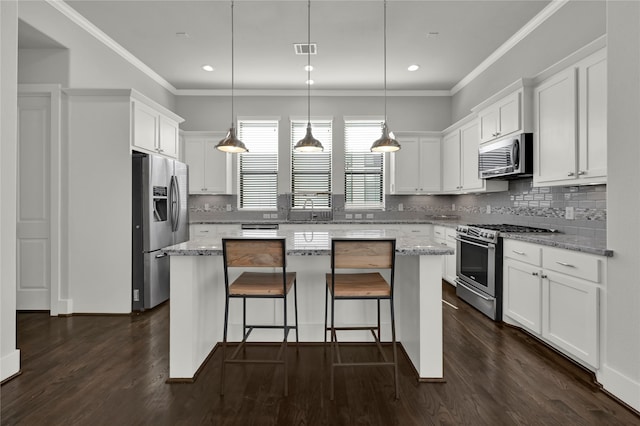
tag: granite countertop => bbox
[163,228,454,257]
[188,219,612,257]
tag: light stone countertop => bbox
[163,227,454,257]
[501,232,612,257]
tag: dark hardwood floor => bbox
[2,282,638,425]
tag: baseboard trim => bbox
[166,343,220,384]
[0,349,21,383]
[598,364,640,413]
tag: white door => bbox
[17,95,51,310]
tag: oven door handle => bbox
[454,237,495,250]
[456,280,494,301]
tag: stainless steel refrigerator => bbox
[132,152,189,311]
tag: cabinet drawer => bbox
[445,228,457,248]
[433,226,446,243]
[542,247,602,283]
[503,240,541,266]
[190,224,216,238]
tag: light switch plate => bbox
[486,205,491,214]
[270,213,278,219]
[398,203,404,212]
[366,213,374,219]
[345,213,353,219]
[263,213,270,219]
[226,204,232,212]
[565,206,575,220]
[355,213,363,219]
[452,203,456,211]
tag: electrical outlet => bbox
[262,213,270,219]
[270,213,278,219]
[345,213,353,219]
[226,204,232,212]
[486,205,491,214]
[204,203,210,211]
[366,213,374,219]
[565,206,575,220]
[398,203,403,212]
[355,213,363,219]
[452,203,456,211]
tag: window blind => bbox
[290,120,332,209]
[238,120,278,210]
[344,120,385,210]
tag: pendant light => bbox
[294,0,324,152]
[371,0,401,153]
[216,0,248,153]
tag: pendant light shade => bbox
[371,123,401,152]
[216,1,247,153]
[371,0,400,153]
[294,0,323,153]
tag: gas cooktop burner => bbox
[467,224,557,233]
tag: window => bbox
[290,119,332,209]
[238,119,278,209]
[344,119,385,209]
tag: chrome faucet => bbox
[303,197,317,219]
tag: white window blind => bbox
[238,120,279,210]
[290,120,332,209]
[344,120,385,210]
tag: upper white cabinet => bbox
[478,91,522,143]
[132,98,182,159]
[472,79,532,145]
[533,49,607,186]
[183,132,232,194]
[441,118,508,194]
[390,134,441,194]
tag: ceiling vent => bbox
[294,43,317,55]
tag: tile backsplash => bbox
[189,178,606,240]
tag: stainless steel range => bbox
[455,224,556,321]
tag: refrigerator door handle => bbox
[169,175,179,232]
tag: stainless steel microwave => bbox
[478,133,533,179]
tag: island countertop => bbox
[163,228,454,256]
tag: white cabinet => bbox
[478,90,522,143]
[433,226,456,284]
[441,119,507,194]
[183,132,232,194]
[533,49,607,186]
[503,239,605,369]
[132,98,182,159]
[390,135,441,194]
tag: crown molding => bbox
[46,0,178,95]
[175,89,450,97]
[450,0,570,95]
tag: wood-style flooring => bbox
[2,283,638,425]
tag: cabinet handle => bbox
[555,261,575,268]
[200,230,210,233]
[532,272,539,276]
[541,274,548,279]
[202,188,207,191]
[578,171,586,176]
[567,172,575,176]
[512,250,526,255]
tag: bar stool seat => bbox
[325,238,399,400]
[220,238,298,397]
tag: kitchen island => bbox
[162,227,453,382]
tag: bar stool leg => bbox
[390,297,399,399]
[330,293,336,400]
[283,293,289,396]
[294,279,299,344]
[220,294,230,396]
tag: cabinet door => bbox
[391,137,420,193]
[479,108,499,143]
[534,67,578,185]
[542,272,599,368]
[184,138,207,194]
[132,101,159,153]
[203,139,231,194]
[503,259,542,334]
[460,121,484,191]
[443,229,457,284]
[498,92,521,138]
[418,137,441,192]
[578,50,607,182]
[441,132,461,192]
[158,116,179,158]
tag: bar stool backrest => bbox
[332,239,395,270]
[223,238,286,268]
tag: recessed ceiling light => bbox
[306,79,314,85]
[304,65,314,72]
[408,64,420,72]
[426,31,439,38]
[202,65,214,72]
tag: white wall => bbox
[18,48,70,86]
[601,0,640,412]
[451,0,606,122]
[1,0,20,382]
[17,0,175,110]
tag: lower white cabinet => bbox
[434,226,456,284]
[503,240,604,369]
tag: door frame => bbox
[18,84,63,316]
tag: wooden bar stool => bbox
[220,237,298,396]
[324,238,399,400]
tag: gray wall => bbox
[451,0,606,122]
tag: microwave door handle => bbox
[512,141,520,170]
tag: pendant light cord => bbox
[231,0,235,128]
[383,0,387,123]
[307,0,311,126]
